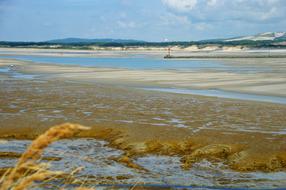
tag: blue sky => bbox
[0,0,286,41]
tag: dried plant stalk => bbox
[13,170,63,190]
[0,123,90,190]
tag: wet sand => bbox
[1,56,286,97]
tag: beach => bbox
[0,48,286,188]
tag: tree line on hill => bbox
[0,39,285,49]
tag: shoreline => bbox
[1,47,286,58]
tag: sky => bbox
[0,0,286,42]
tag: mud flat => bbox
[0,54,286,188]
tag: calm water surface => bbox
[143,87,286,105]
[0,54,269,73]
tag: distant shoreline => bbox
[1,47,286,59]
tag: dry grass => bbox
[0,123,90,190]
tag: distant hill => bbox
[1,32,285,49]
[46,38,145,44]
[224,32,286,42]
[199,32,286,43]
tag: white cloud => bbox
[160,12,191,26]
[162,0,197,12]
[207,0,217,7]
[117,20,137,29]
[162,0,286,22]
[194,22,211,31]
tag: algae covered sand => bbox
[0,78,285,168]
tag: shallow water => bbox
[0,55,270,73]
[0,67,10,73]
[142,87,286,105]
[0,66,36,79]
[1,139,286,189]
